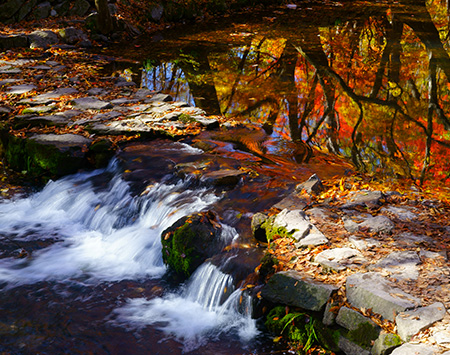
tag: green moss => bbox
[347,322,379,348]
[261,217,293,242]
[383,333,402,347]
[178,113,197,123]
[161,222,201,278]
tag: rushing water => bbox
[0,149,279,354]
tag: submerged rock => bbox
[161,211,225,279]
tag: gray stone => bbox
[343,217,360,233]
[295,174,324,195]
[0,79,20,87]
[17,0,38,21]
[134,88,154,99]
[396,302,446,341]
[359,215,395,234]
[59,27,89,45]
[22,114,70,126]
[71,97,113,110]
[54,1,70,16]
[87,88,108,96]
[0,34,29,50]
[28,30,59,49]
[369,251,421,280]
[323,300,338,326]
[145,93,173,102]
[306,207,339,222]
[273,209,328,246]
[31,65,51,70]
[92,111,123,120]
[346,272,421,321]
[395,232,433,247]
[195,117,219,129]
[21,105,54,114]
[419,250,447,261]
[115,78,136,87]
[68,0,90,16]
[19,88,78,105]
[261,270,338,311]
[342,190,384,209]
[390,343,437,355]
[336,306,379,331]
[251,212,268,242]
[273,192,308,211]
[371,332,402,355]
[32,1,51,19]
[315,248,366,272]
[150,4,164,21]
[434,330,450,345]
[8,84,36,94]
[111,98,139,105]
[381,206,417,221]
[30,133,91,150]
[0,107,12,114]
[338,335,371,355]
[0,68,21,74]
[349,236,380,251]
[0,0,25,20]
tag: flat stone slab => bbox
[396,302,446,341]
[336,306,378,331]
[359,215,395,234]
[371,333,402,355]
[369,251,421,280]
[261,270,338,311]
[381,206,418,221]
[315,247,366,272]
[348,236,380,251]
[30,133,92,152]
[202,169,245,186]
[8,84,36,94]
[346,272,421,321]
[21,105,54,114]
[295,174,324,195]
[273,209,328,246]
[342,190,384,208]
[390,343,438,355]
[19,88,79,105]
[338,336,371,355]
[71,97,113,110]
[273,192,308,211]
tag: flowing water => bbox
[4,0,450,353]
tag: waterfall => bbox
[0,156,258,352]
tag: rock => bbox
[261,270,338,311]
[145,93,173,102]
[395,302,446,341]
[68,0,91,16]
[32,1,51,19]
[271,209,328,246]
[306,207,339,222]
[28,30,59,49]
[161,211,225,278]
[343,217,360,233]
[3,133,92,176]
[323,300,339,326]
[296,174,324,195]
[111,98,139,105]
[54,1,70,16]
[150,4,164,21]
[59,27,88,45]
[71,97,113,110]
[87,88,109,96]
[381,206,417,221]
[195,117,220,130]
[21,105,54,115]
[202,169,244,187]
[0,79,20,87]
[17,0,38,21]
[419,249,447,261]
[338,335,371,355]
[342,190,384,209]
[390,343,438,355]
[0,0,25,21]
[434,330,450,345]
[336,307,380,348]
[349,236,380,251]
[369,251,421,280]
[346,272,421,321]
[0,34,29,50]
[251,212,268,242]
[273,192,308,211]
[0,67,21,75]
[371,332,402,355]
[315,247,366,272]
[359,215,395,234]
[133,88,153,99]
[8,84,36,94]
[19,88,78,105]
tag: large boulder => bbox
[261,270,338,311]
[161,211,224,278]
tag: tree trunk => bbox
[95,0,113,35]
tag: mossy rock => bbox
[161,211,224,279]
[265,306,339,354]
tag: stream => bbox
[2,0,450,353]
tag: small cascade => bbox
[115,261,258,352]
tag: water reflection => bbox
[140,0,450,185]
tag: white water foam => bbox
[115,262,258,352]
[0,161,219,286]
